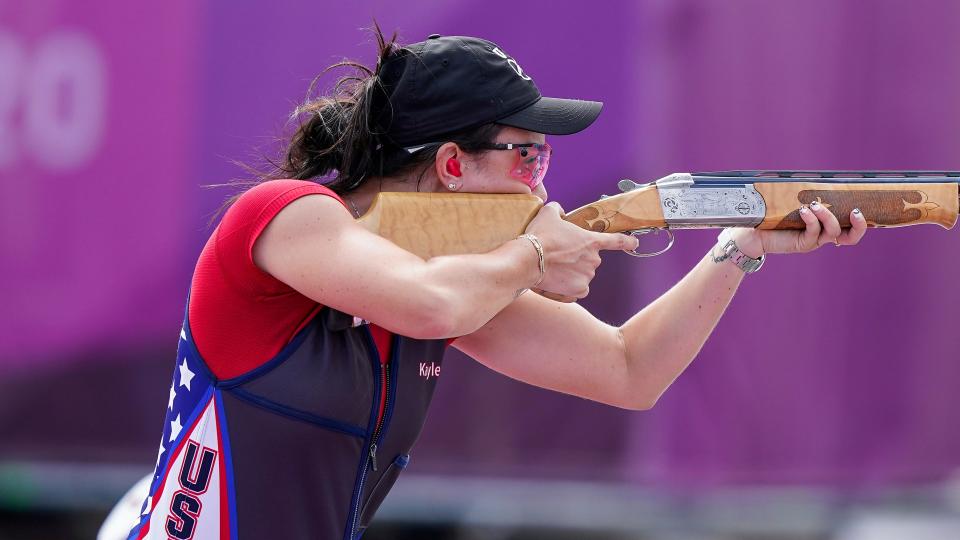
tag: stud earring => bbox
[448,183,458,190]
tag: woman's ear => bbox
[435,142,463,191]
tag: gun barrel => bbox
[692,170,960,183]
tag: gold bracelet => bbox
[517,233,545,286]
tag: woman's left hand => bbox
[728,201,868,258]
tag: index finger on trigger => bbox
[544,201,565,217]
[593,231,639,252]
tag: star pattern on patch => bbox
[178,358,194,391]
[135,330,219,533]
[169,414,182,443]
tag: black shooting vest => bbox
[130,306,447,540]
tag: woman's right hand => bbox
[523,202,639,301]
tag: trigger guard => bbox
[623,229,675,258]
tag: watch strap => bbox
[713,229,765,273]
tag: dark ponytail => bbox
[281,26,394,192]
[212,24,502,218]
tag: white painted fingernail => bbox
[810,201,820,209]
[799,206,809,215]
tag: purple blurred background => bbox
[2,0,960,537]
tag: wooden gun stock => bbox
[356,192,544,259]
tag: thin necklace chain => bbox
[347,196,361,218]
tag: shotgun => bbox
[356,171,960,259]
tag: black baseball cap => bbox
[372,34,603,148]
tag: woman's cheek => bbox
[533,183,548,202]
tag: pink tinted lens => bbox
[509,143,551,189]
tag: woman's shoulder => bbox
[236,178,343,209]
[220,179,345,234]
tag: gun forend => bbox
[565,172,960,232]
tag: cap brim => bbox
[496,96,603,135]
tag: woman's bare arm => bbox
[452,249,745,410]
[453,204,867,409]
[254,194,546,338]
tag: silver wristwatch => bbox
[713,228,765,274]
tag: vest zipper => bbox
[351,451,370,538]
[351,329,391,538]
[369,356,388,472]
